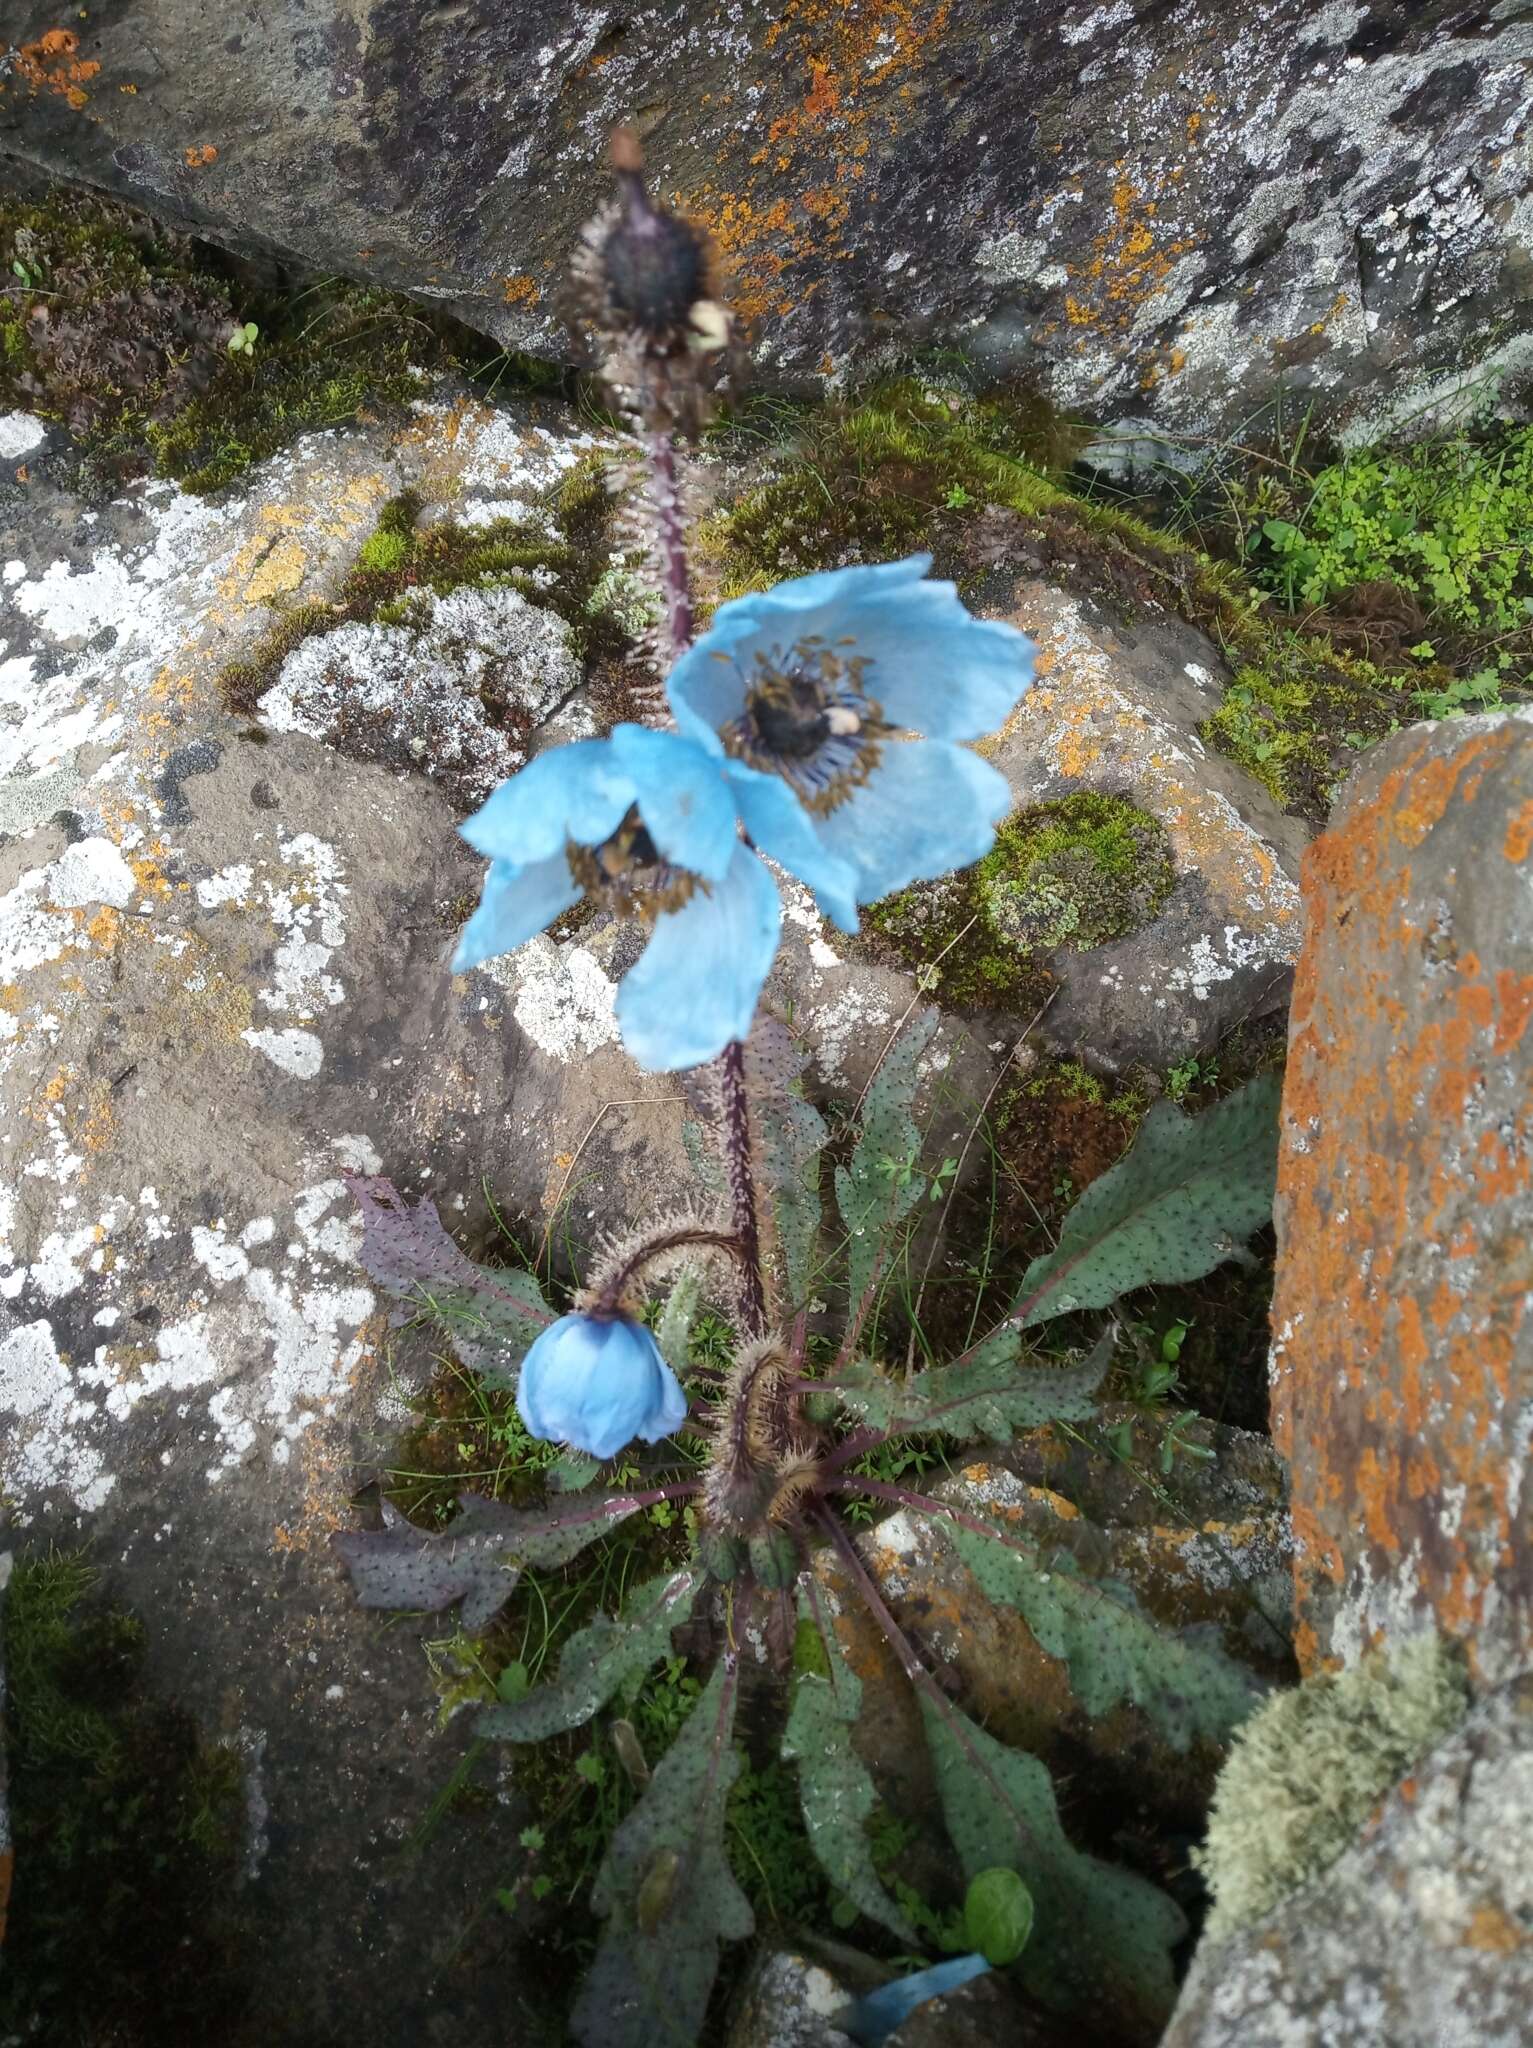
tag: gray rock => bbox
[3,5,1530,444]
[1268,709,1533,1690]
[974,583,1308,1070]
[1162,1669,1533,2048]
[725,1945,857,2048]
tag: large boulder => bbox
[1269,711,1533,1689]
[1161,1669,1533,2048]
[3,4,1531,442]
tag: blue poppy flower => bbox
[841,1953,992,2045]
[665,555,1034,905]
[516,1310,688,1459]
[453,722,857,1072]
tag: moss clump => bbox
[219,454,628,720]
[0,186,481,498]
[867,793,1175,1009]
[1194,1633,1469,1941]
[1199,634,1403,812]
[0,1549,249,2040]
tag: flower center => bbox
[567,805,702,921]
[722,638,884,815]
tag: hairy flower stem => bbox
[589,1225,748,1316]
[641,361,694,666]
[718,1038,769,1339]
[816,1508,932,1691]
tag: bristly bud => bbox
[569,124,740,437]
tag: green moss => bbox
[217,452,630,720]
[1,1549,248,2039]
[867,793,1175,1010]
[1193,1633,1469,1941]
[1199,635,1402,811]
[0,187,526,499]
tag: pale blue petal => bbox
[516,1315,689,1460]
[724,554,933,621]
[665,610,762,750]
[828,582,1034,741]
[843,1955,991,2046]
[814,738,1013,903]
[453,854,581,970]
[616,843,781,1072]
[460,740,634,865]
[725,760,859,933]
[609,724,739,883]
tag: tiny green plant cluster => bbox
[335,1027,1283,2044]
[1252,426,1533,633]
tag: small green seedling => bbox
[228,320,260,357]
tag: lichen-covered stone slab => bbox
[5,4,1530,443]
[1162,1669,1533,2048]
[984,585,1309,1067]
[1270,712,1533,1687]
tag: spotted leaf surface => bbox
[1014,1074,1281,1325]
[782,1593,916,1944]
[478,1567,698,1742]
[921,1697,1184,2034]
[572,1661,753,2048]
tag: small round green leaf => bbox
[964,1866,1034,1966]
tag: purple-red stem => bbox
[718,1038,768,1339]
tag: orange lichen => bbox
[683,0,950,326]
[15,28,101,109]
[183,143,218,167]
[502,272,542,307]
[1272,720,1533,1683]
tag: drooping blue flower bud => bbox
[515,1311,688,1461]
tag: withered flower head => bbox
[571,125,738,428]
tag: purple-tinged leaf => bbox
[479,1567,698,1742]
[572,1661,752,2048]
[334,1491,650,1631]
[344,1173,552,1370]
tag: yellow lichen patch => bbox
[1049,163,1201,351]
[502,273,542,307]
[237,533,309,606]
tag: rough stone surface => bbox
[817,1426,1292,1857]
[4,5,1532,443]
[1270,712,1533,1688]
[725,1945,857,2048]
[982,585,1308,1069]
[1161,1668,1533,2048]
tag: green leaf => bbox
[832,1324,1113,1445]
[758,1088,827,1310]
[782,1595,916,1943]
[1014,1075,1280,1326]
[835,1015,938,1311]
[964,1867,1033,1965]
[547,1449,603,1493]
[947,1516,1264,1750]
[920,1697,1184,2031]
[478,1567,699,1741]
[655,1265,703,1376]
[572,1662,753,2048]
